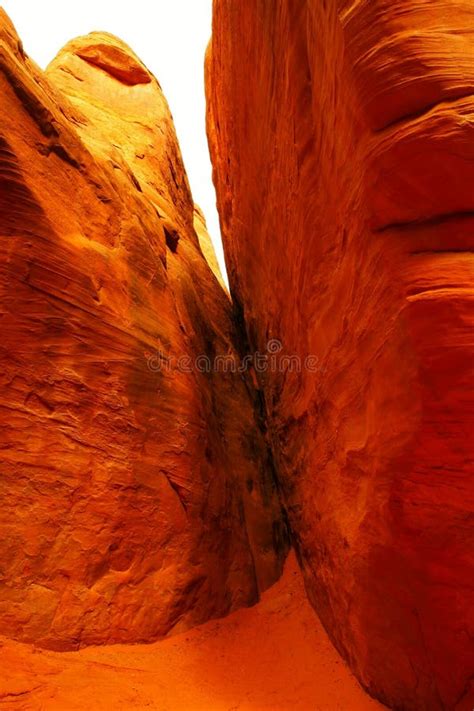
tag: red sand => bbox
[0,553,384,710]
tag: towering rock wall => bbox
[0,11,287,650]
[207,1,474,709]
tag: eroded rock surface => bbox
[207,2,474,709]
[0,11,287,650]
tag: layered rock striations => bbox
[207,1,474,709]
[0,11,287,650]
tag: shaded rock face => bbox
[206,2,474,709]
[0,11,287,650]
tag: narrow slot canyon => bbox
[0,2,473,710]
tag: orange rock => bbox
[0,10,287,650]
[193,204,227,291]
[207,1,474,709]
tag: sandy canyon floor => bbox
[0,553,385,711]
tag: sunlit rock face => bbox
[206,1,474,709]
[0,10,287,650]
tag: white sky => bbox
[1,0,227,283]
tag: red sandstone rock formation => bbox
[207,2,474,709]
[193,204,227,291]
[0,10,287,650]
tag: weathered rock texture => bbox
[0,10,287,650]
[207,1,474,709]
